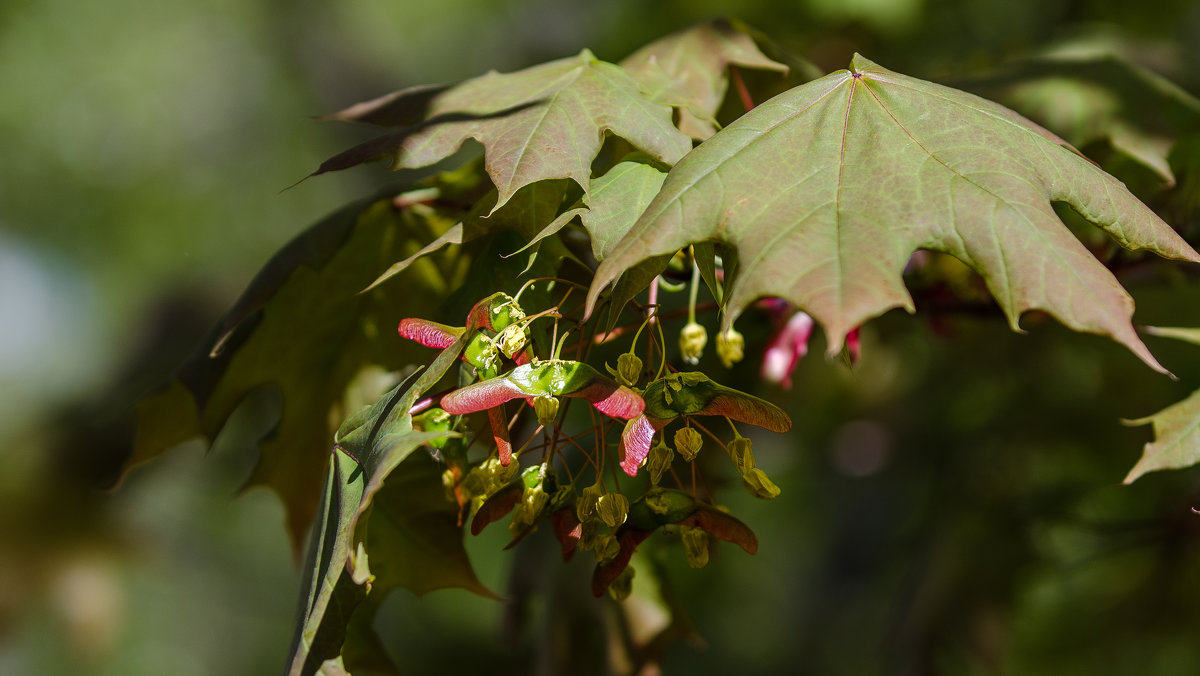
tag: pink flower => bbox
[761,311,814,389]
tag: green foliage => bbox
[123,17,1200,676]
[588,54,1200,371]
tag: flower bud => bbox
[679,322,707,365]
[496,323,528,359]
[674,427,703,461]
[597,492,630,528]
[727,436,755,476]
[742,467,781,499]
[533,395,559,427]
[591,532,620,564]
[646,439,674,485]
[616,352,643,387]
[715,328,745,368]
[521,484,549,520]
[576,482,604,523]
[681,526,709,568]
[608,566,635,601]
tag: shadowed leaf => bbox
[130,196,461,547]
[1124,387,1200,483]
[963,50,1200,185]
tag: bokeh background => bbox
[4,0,1200,674]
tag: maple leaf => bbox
[130,195,461,548]
[1124,387,1200,483]
[314,50,692,212]
[287,370,492,676]
[587,54,1200,373]
[963,50,1200,185]
[1122,326,1200,482]
[620,18,789,139]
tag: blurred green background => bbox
[4,0,1200,674]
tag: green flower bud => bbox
[743,467,781,499]
[681,526,709,568]
[597,492,630,528]
[496,323,528,359]
[533,395,559,427]
[679,322,708,365]
[646,439,675,485]
[674,427,703,461]
[577,519,600,551]
[608,566,635,601]
[591,532,620,564]
[617,352,643,387]
[715,328,745,368]
[728,436,755,476]
[482,456,518,490]
[521,484,549,519]
[577,482,604,523]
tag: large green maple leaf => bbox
[315,50,691,212]
[587,54,1200,373]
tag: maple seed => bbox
[679,322,707,364]
[674,427,703,461]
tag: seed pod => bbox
[533,395,559,427]
[681,526,710,568]
[597,492,630,528]
[715,328,745,368]
[743,467,781,499]
[674,427,703,461]
[727,436,755,476]
[577,482,604,523]
[646,439,674,485]
[616,352,643,387]
[679,322,707,365]
[591,532,620,564]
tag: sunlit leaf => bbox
[589,54,1200,373]
[316,51,691,212]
